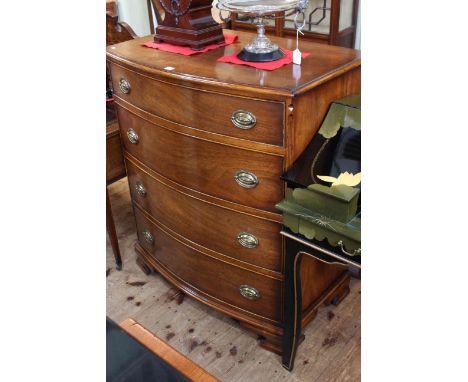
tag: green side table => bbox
[277,95,362,371]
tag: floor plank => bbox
[106,178,361,381]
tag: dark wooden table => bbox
[107,318,219,381]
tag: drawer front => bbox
[126,159,282,272]
[117,106,284,212]
[134,207,282,321]
[109,63,284,146]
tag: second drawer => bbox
[117,105,284,212]
[126,158,283,272]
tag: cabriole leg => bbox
[282,239,303,371]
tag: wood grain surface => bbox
[106,30,360,98]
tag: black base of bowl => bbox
[237,48,285,62]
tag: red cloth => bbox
[217,48,310,71]
[142,34,238,56]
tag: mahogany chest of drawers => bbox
[106,30,360,353]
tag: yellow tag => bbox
[317,172,361,187]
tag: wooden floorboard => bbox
[106,178,361,382]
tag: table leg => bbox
[282,239,303,371]
[106,188,122,270]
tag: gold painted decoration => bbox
[318,96,361,139]
[277,195,361,253]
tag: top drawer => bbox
[108,62,284,146]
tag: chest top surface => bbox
[106,30,360,97]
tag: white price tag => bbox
[293,49,302,65]
[293,21,304,66]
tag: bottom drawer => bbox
[134,206,282,322]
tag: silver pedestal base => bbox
[236,17,286,62]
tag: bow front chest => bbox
[106,30,360,353]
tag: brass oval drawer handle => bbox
[119,78,131,94]
[127,128,139,144]
[135,182,147,197]
[231,110,256,130]
[234,170,258,189]
[237,232,259,249]
[239,285,260,300]
[142,230,154,245]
